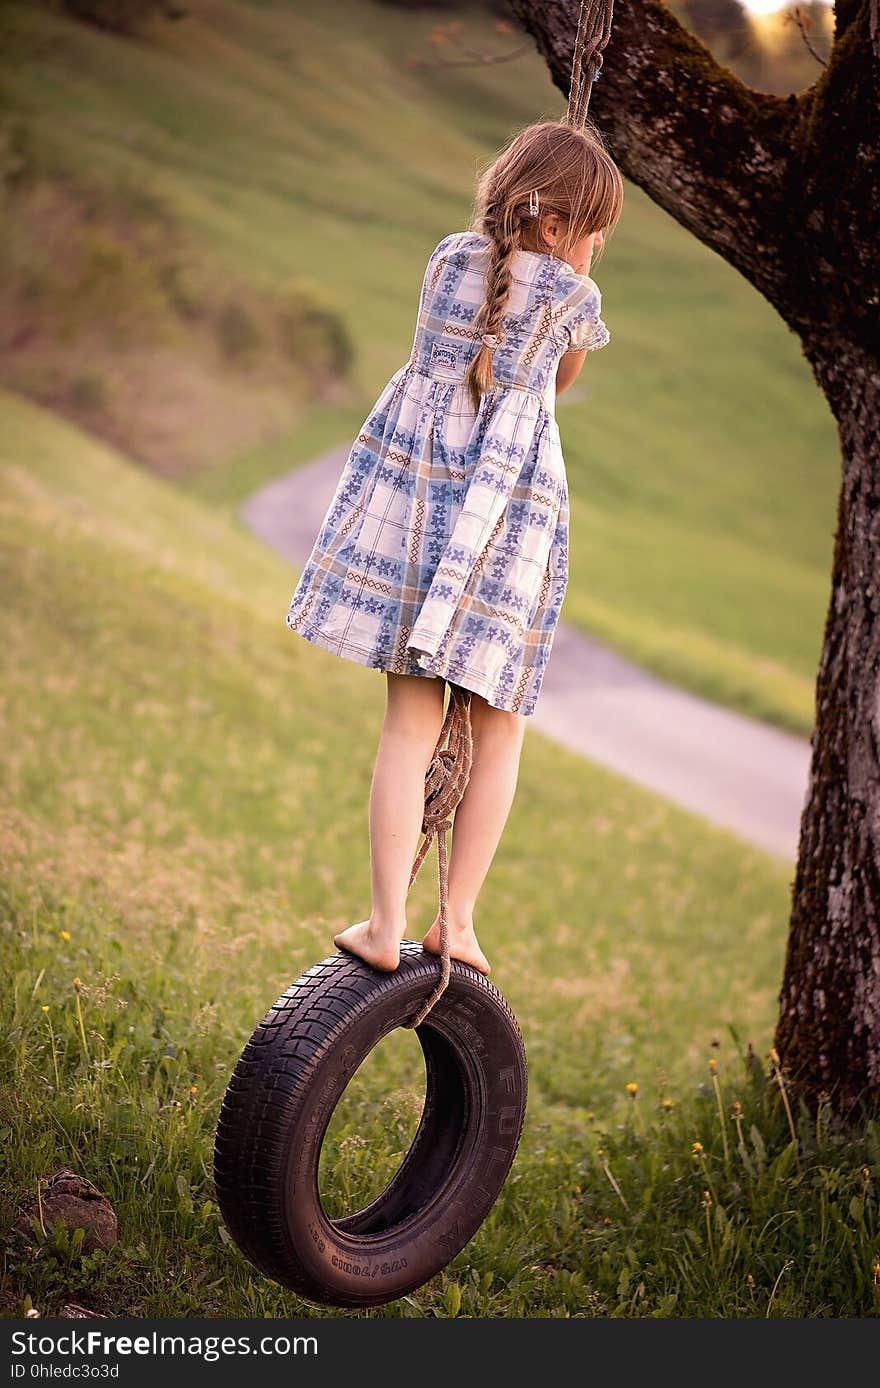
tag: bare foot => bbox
[333,918,404,972]
[421,915,490,976]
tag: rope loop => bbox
[402,683,474,1030]
[566,0,615,128]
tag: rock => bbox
[15,1169,118,1252]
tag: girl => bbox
[286,118,624,979]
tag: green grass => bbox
[1,388,877,1318]
[2,0,837,735]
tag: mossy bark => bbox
[511,0,880,1112]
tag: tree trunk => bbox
[776,349,880,1116]
[508,0,880,1110]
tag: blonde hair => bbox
[463,118,624,411]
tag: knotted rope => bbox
[402,682,474,1029]
[566,0,615,129]
[400,1,617,1030]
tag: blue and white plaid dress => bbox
[286,229,610,715]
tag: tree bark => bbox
[508,0,880,1111]
[779,349,880,1116]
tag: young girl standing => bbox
[286,118,624,979]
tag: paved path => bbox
[241,446,811,862]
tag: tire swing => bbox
[213,1,614,1308]
[213,684,527,1308]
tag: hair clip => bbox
[528,189,540,217]
[480,333,499,348]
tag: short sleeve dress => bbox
[285,229,610,716]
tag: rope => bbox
[402,682,474,1029]
[566,0,615,129]
[401,0,617,1029]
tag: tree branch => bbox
[508,1,877,342]
[833,0,867,40]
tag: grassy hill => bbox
[1,0,838,736]
[2,388,877,1319]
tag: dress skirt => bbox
[285,357,569,717]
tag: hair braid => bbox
[463,213,517,412]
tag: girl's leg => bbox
[421,693,526,975]
[334,671,447,970]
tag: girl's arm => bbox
[555,348,587,396]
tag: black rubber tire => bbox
[213,939,528,1308]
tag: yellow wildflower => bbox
[40,1005,49,1013]
[661,1098,674,1111]
[625,1082,638,1097]
[59,930,71,942]
[708,1058,718,1073]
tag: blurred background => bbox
[0,0,837,727]
[3,1,867,1322]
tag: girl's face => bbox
[535,213,604,277]
[564,227,604,277]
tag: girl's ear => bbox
[539,211,564,252]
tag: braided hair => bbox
[464,183,527,412]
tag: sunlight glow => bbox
[738,0,831,12]
[739,0,789,12]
